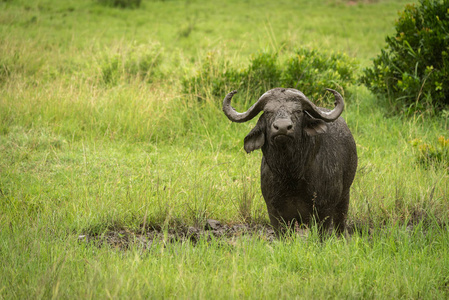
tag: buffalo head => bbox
[223,88,344,153]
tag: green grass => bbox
[1,0,449,298]
[2,225,449,298]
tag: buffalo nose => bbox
[272,119,293,135]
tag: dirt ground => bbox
[78,219,280,250]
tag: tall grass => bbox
[1,224,448,298]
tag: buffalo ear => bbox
[243,118,265,153]
[304,114,328,136]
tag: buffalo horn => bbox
[222,90,270,123]
[297,88,345,122]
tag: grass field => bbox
[1,0,449,298]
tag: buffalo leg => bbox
[333,192,350,236]
[316,212,332,238]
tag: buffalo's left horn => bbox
[297,88,345,122]
[222,90,270,123]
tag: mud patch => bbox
[78,219,278,250]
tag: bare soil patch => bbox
[78,219,277,250]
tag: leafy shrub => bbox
[242,52,281,98]
[97,0,141,9]
[361,0,449,114]
[99,43,163,85]
[282,48,357,101]
[183,48,358,106]
[411,136,449,169]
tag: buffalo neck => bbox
[262,134,318,182]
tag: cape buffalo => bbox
[223,88,357,235]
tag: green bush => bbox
[183,48,358,105]
[282,48,357,101]
[361,0,449,114]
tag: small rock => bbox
[187,226,200,237]
[205,219,221,230]
[78,235,88,242]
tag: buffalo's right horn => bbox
[222,90,270,123]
